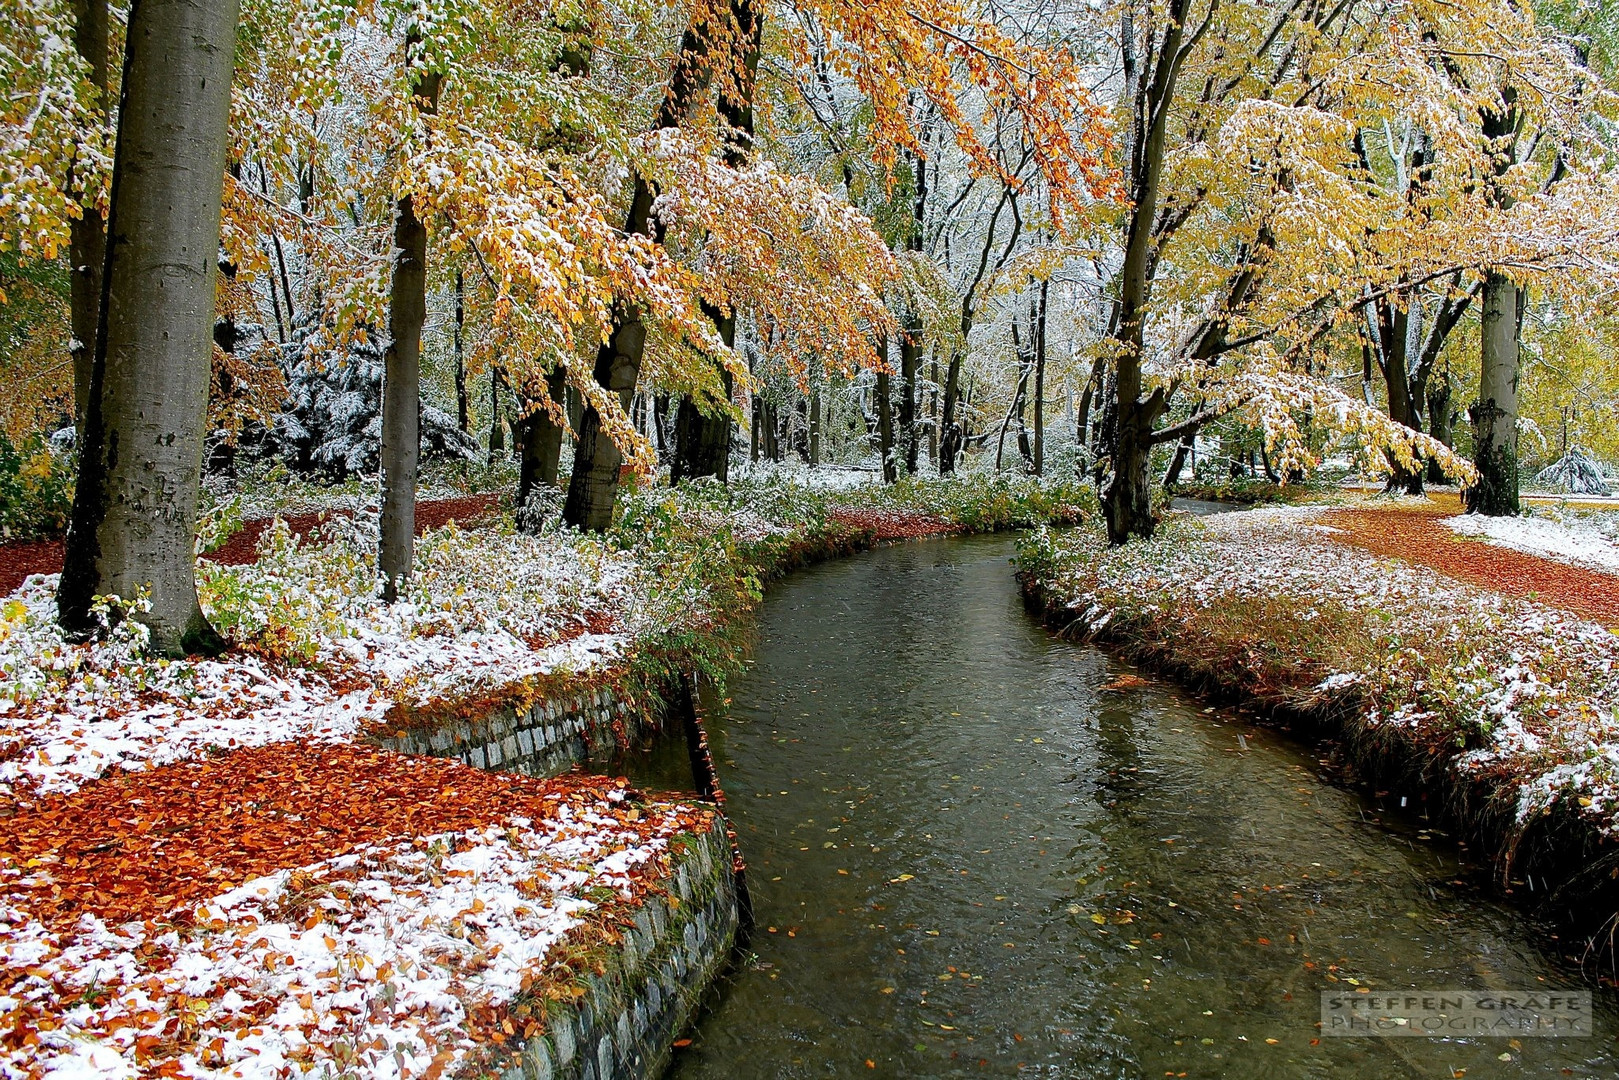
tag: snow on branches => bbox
[0,0,109,261]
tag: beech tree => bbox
[378,31,441,601]
[1079,0,1614,542]
[57,0,239,653]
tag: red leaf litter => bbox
[827,506,958,541]
[0,495,499,595]
[3,742,679,932]
[0,538,62,601]
[1324,501,1619,626]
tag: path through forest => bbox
[1323,497,1619,626]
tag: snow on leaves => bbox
[0,747,713,1080]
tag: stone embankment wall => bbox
[495,818,740,1080]
[385,679,741,1080]
[377,684,657,777]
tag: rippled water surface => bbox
[637,535,1616,1079]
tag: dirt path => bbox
[0,493,499,596]
[1322,501,1619,627]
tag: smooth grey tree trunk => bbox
[1467,271,1521,514]
[378,61,441,601]
[58,0,237,654]
[1467,90,1522,515]
[808,385,821,464]
[68,0,109,428]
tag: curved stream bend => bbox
[636,535,1616,1079]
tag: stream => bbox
[621,534,1619,1078]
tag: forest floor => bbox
[0,470,1086,1080]
[1321,494,1619,626]
[0,494,501,596]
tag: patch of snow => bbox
[1444,513,1619,574]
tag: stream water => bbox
[622,534,1618,1078]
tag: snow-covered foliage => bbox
[1018,508,1619,834]
[245,325,478,479]
[1534,448,1613,496]
[1,777,705,1080]
[0,580,381,800]
[2,474,1085,804]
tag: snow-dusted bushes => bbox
[241,328,478,479]
[1,471,1089,804]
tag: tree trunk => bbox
[750,394,761,462]
[68,0,109,430]
[58,0,236,654]
[1099,0,1192,543]
[569,1,753,524]
[899,329,921,475]
[517,365,568,523]
[453,269,469,433]
[487,366,505,463]
[1374,299,1425,495]
[938,351,963,474]
[671,0,762,483]
[1467,272,1521,514]
[1033,280,1047,476]
[1162,431,1193,488]
[876,366,896,483]
[672,373,733,482]
[808,385,821,464]
[378,58,440,602]
[1426,372,1454,484]
[1466,89,1522,516]
[995,362,1029,473]
[927,356,939,467]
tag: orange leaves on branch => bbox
[789,0,1118,219]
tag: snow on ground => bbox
[0,515,676,802]
[1445,512,1619,574]
[1,783,701,1080]
[727,459,883,491]
[0,576,386,801]
[1023,507,1619,834]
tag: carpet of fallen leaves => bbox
[4,742,652,932]
[0,495,500,596]
[826,507,958,541]
[1323,503,1619,627]
[0,539,61,601]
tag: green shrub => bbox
[0,433,74,541]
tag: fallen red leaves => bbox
[0,538,62,598]
[5,742,669,931]
[827,507,958,541]
[1323,504,1619,626]
[0,495,501,594]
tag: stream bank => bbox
[1016,510,1619,980]
[648,535,1616,1079]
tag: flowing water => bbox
[623,534,1617,1079]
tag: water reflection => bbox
[634,535,1615,1079]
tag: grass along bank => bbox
[1016,506,1619,962]
[0,470,1088,1079]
